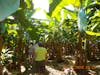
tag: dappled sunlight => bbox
[46,65,77,75]
[20,65,26,73]
[0,58,100,75]
[46,65,64,75]
[2,66,12,75]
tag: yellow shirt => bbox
[35,47,47,61]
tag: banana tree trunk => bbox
[24,42,29,59]
[90,41,95,60]
[75,32,88,75]
[86,39,91,59]
[64,42,68,55]
[75,32,82,65]
[0,34,4,74]
[98,42,100,51]
[0,35,4,55]
[56,42,63,62]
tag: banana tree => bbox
[46,0,80,62]
[75,1,100,75]
[47,0,99,72]
[0,0,20,73]
[0,0,20,57]
[84,1,100,60]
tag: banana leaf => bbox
[0,0,20,21]
[86,31,100,36]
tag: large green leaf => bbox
[49,0,61,16]
[25,0,33,9]
[48,0,80,21]
[85,0,93,7]
[86,31,100,36]
[0,0,20,21]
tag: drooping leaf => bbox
[25,0,33,9]
[85,0,93,7]
[86,31,100,36]
[48,0,80,21]
[49,0,61,16]
[63,8,77,19]
[86,3,100,9]
[0,0,20,21]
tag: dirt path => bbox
[46,65,65,75]
[46,65,77,75]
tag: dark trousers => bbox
[35,60,46,73]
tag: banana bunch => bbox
[78,8,87,33]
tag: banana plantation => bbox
[0,0,100,75]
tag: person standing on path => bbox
[34,42,48,75]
